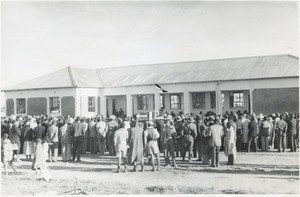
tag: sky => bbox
[1,1,299,107]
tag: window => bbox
[230,92,244,108]
[210,92,216,108]
[192,93,205,109]
[170,94,182,109]
[16,98,26,114]
[221,93,225,107]
[160,95,165,109]
[88,97,95,112]
[137,95,149,110]
[49,97,60,113]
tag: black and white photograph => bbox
[1,0,299,195]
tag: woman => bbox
[224,119,237,165]
[9,121,21,162]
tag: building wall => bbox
[75,88,100,117]
[27,97,47,116]
[132,94,155,115]
[4,88,76,116]
[253,87,299,114]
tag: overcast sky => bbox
[1,1,299,90]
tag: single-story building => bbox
[2,54,299,118]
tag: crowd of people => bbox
[1,110,299,175]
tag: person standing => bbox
[114,122,128,173]
[107,116,118,156]
[260,116,271,152]
[287,114,297,152]
[174,116,184,157]
[181,117,196,162]
[162,119,178,167]
[96,117,107,155]
[88,118,98,154]
[248,114,258,152]
[60,119,72,162]
[9,121,22,162]
[81,118,89,154]
[224,120,237,165]
[235,115,243,152]
[241,114,250,151]
[72,117,85,161]
[208,118,223,167]
[23,122,34,161]
[275,115,288,152]
[145,121,161,171]
[128,120,145,172]
[46,120,59,162]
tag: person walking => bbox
[114,122,129,173]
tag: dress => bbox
[128,126,144,164]
[32,143,46,170]
[224,126,237,157]
[1,138,13,162]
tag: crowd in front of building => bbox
[1,109,299,175]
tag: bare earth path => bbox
[1,150,299,195]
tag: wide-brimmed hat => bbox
[109,115,116,120]
[187,117,195,123]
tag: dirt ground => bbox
[1,150,299,195]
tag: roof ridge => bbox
[96,54,296,70]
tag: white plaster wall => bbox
[75,88,99,117]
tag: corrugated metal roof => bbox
[97,54,299,87]
[2,54,299,91]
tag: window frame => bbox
[88,96,96,112]
[192,93,205,109]
[230,91,244,108]
[160,94,165,109]
[16,98,26,114]
[170,94,182,109]
[210,92,216,109]
[137,94,149,110]
[49,97,60,113]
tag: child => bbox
[1,134,17,175]
[32,138,52,182]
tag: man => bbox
[145,121,160,171]
[248,114,258,152]
[81,118,89,154]
[287,114,297,152]
[208,118,224,167]
[275,115,288,152]
[162,119,178,167]
[194,115,202,160]
[72,117,85,161]
[9,121,22,162]
[181,117,196,162]
[174,116,184,157]
[46,120,59,162]
[107,115,118,156]
[128,120,144,172]
[114,122,128,173]
[88,118,98,154]
[260,116,271,152]
[60,119,72,162]
[96,117,107,155]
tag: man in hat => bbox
[88,118,98,154]
[128,120,145,172]
[208,118,224,167]
[9,121,22,162]
[46,120,59,162]
[145,121,161,171]
[60,119,72,162]
[81,118,89,154]
[287,114,298,152]
[274,114,288,152]
[162,119,178,167]
[174,116,184,157]
[181,117,197,162]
